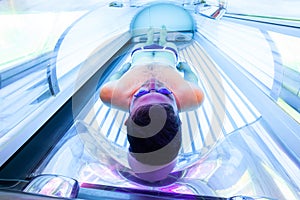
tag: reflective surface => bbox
[0,0,135,166]
[34,120,299,199]
[23,174,79,198]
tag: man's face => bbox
[129,78,178,114]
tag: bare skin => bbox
[100,63,204,112]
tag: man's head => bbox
[125,79,182,182]
[126,103,182,182]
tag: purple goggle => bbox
[134,87,173,98]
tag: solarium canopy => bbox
[130,2,195,36]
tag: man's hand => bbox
[109,62,131,81]
[176,62,199,84]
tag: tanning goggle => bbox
[134,87,173,98]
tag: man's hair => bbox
[126,103,182,166]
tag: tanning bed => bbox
[0,1,299,200]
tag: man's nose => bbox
[149,78,157,90]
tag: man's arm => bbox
[176,62,199,84]
[99,62,132,111]
[175,62,204,111]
